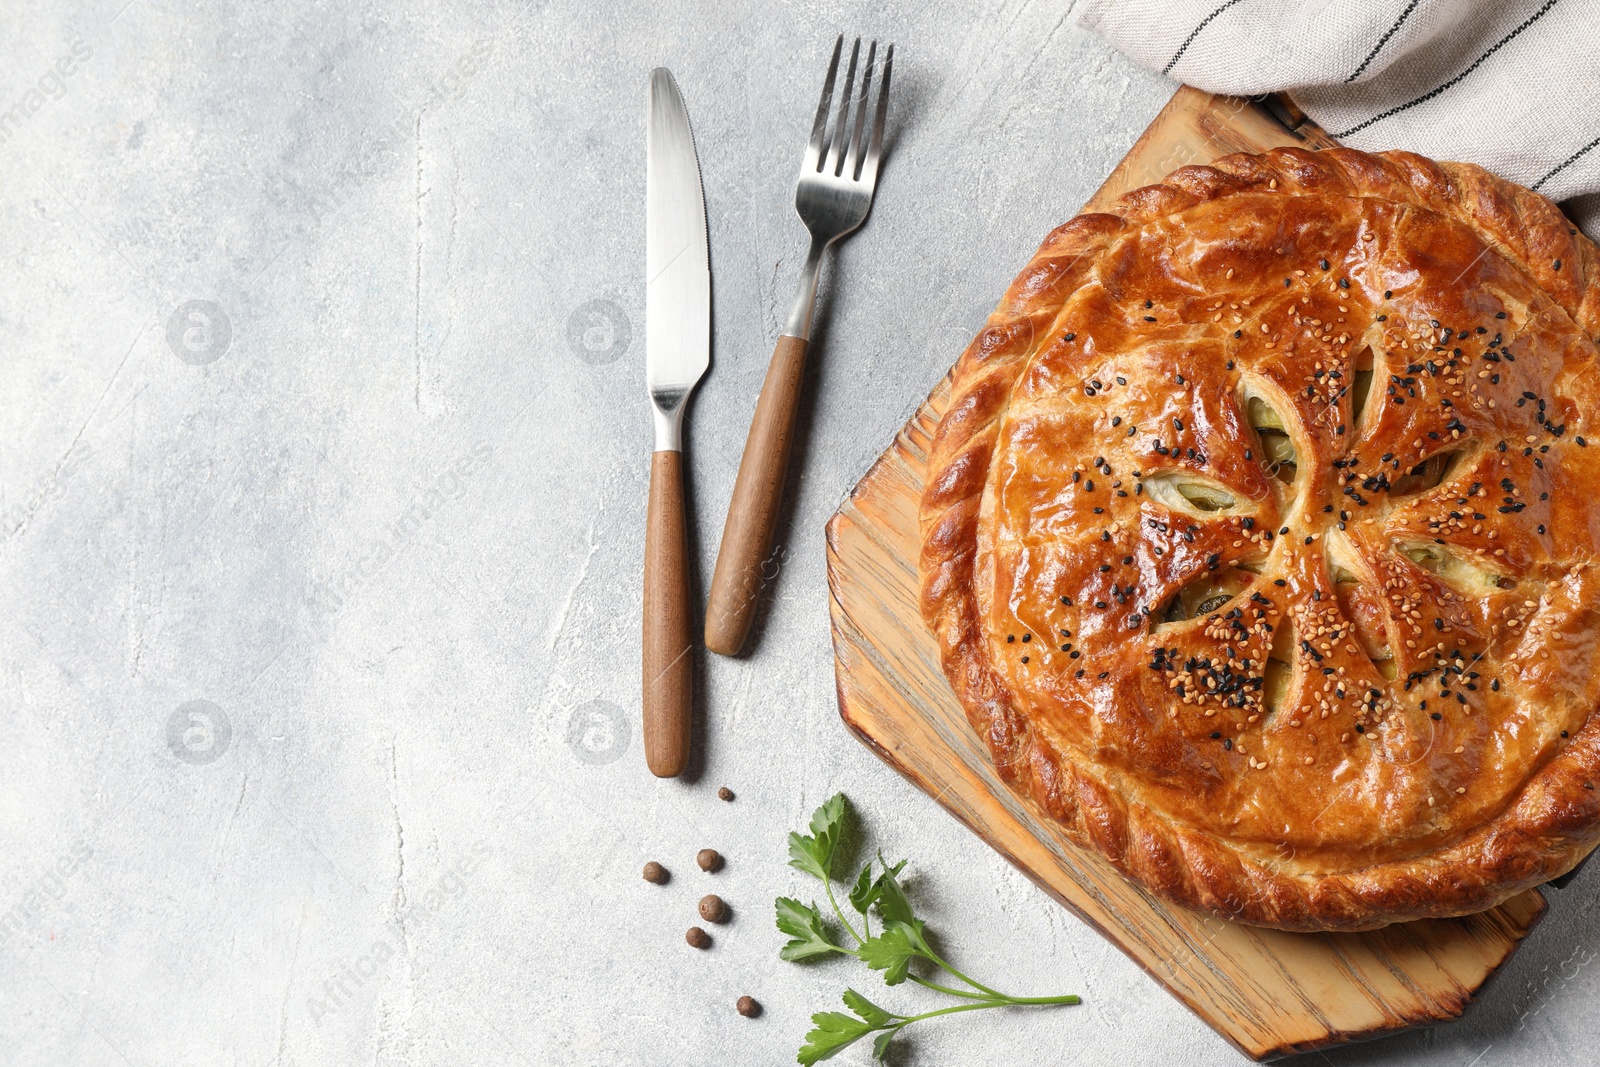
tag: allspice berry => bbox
[698,893,730,924]
[642,861,669,885]
[717,786,735,802]
[686,926,712,950]
[737,995,762,1018]
[696,848,723,872]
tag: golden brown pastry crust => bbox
[919,147,1600,931]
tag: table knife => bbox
[643,67,710,778]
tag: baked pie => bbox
[919,147,1600,930]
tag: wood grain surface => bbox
[706,334,811,655]
[824,86,1547,1061]
[643,448,693,777]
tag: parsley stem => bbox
[910,973,1079,1005]
[908,975,998,1001]
[920,949,1006,999]
[823,880,865,945]
[863,989,1082,1058]
[896,996,1073,1026]
[901,1001,1014,1022]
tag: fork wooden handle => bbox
[644,449,693,776]
[705,334,809,655]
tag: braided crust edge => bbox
[918,146,1600,931]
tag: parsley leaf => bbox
[788,793,847,881]
[798,991,902,1064]
[858,920,925,985]
[841,988,893,1028]
[848,857,907,916]
[775,897,842,961]
[848,864,875,915]
[797,1010,875,1065]
[873,854,917,927]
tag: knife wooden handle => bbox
[705,333,809,656]
[644,448,693,777]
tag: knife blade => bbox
[643,67,709,778]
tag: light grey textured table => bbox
[2,2,1597,1065]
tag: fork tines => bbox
[806,35,893,184]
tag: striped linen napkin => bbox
[1075,0,1600,237]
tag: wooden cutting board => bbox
[824,86,1549,1061]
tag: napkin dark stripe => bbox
[1161,0,1247,76]
[1331,0,1559,138]
[1345,0,1420,84]
[1533,135,1600,192]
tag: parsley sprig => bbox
[776,793,1080,1063]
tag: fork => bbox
[704,35,893,655]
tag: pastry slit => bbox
[1390,449,1463,497]
[1348,345,1376,430]
[1142,471,1246,516]
[1398,540,1517,592]
[1245,394,1297,484]
[1154,567,1258,629]
[1326,528,1399,674]
[1261,615,1294,719]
